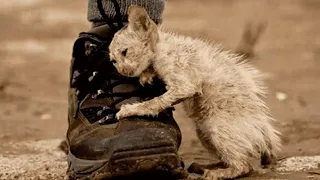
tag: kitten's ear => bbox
[127,5,152,32]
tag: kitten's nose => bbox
[125,70,134,76]
[116,67,130,76]
[122,69,134,76]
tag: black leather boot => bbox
[66,24,186,180]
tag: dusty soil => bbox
[0,0,319,179]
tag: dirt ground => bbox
[0,0,319,179]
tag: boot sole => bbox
[67,144,186,180]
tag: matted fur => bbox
[108,5,281,180]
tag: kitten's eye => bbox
[121,48,128,56]
[110,59,117,64]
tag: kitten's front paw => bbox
[116,104,139,120]
[139,74,154,86]
[116,102,160,120]
[115,105,130,120]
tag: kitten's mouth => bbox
[117,66,143,77]
[126,73,135,77]
[120,70,135,77]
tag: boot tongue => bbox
[88,24,115,40]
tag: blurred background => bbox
[0,0,319,178]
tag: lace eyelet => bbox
[89,43,97,48]
[98,114,116,124]
[88,71,98,82]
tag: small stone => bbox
[40,113,52,120]
[276,92,288,101]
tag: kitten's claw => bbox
[139,72,154,86]
[139,75,154,86]
[115,112,122,120]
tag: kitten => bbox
[108,6,281,180]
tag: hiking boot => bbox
[65,24,186,180]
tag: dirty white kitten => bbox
[109,5,281,180]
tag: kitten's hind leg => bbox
[261,152,276,169]
[196,120,254,179]
[203,164,252,180]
